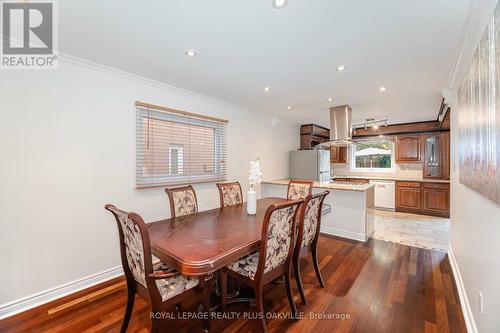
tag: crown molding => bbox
[447,0,498,90]
[57,52,255,113]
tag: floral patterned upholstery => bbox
[287,182,312,200]
[107,206,199,303]
[226,205,297,279]
[112,211,148,287]
[171,188,197,217]
[226,251,260,279]
[301,196,323,247]
[219,183,243,206]
[153,260,200,301]
[264,205,297,272]
[155,274,199,302]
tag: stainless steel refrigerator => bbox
[289,149,331,183]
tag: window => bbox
[135,102,227,188]
[168,144,184,175]
[351,139,395,172]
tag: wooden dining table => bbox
[148,197,288,278]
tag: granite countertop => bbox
[332,175,451,184]
[261,179,375,192]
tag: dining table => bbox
[147,197,287,278]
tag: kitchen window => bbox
[135,102,227,188]
[351,139,395,172]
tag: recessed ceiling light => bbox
[287,106,292,110]
[272,0,289,9]
[264,86,271,92]
[185,49,197,57]
[373,124,379,129]
[379,86,386,92]
[327,97,334,102]
[336,65,345,71]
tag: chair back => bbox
[165,185,198,218]
[217,181,243,207]
[256,200,302,278]
[297,191,329,250]
[287,179,313,200]
[105,205,154,289]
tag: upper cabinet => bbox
[395,135,421,163]
[393,132,450,180]
[422,132,449,179]
[300,124,329,149]
[330,146,347,164]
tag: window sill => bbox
[136,177,227,189]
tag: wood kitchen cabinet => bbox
[396,181,449,217]
[422,183,449,217]
[395,135,421,163]
[300,124,330,149]
[330,146,348,163]
[396,182,421,213]
[422,132,450,180]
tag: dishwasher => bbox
[369,180,396,210]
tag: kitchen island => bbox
[261,179,375,242]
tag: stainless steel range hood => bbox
[317,105,353,148]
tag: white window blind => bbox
[135,102,227,188]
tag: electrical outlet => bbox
[479,292,484,314]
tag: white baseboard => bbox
[0,265,123,320]
[320,226,367,242]
[447,245,478,333]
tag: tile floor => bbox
[373,209,450,252]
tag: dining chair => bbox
[287,179,313,200]
[220,200,303,333]
[293,190,329,305]
[105,204,213,333]
[165,185,198,218]
[216,181,243,207]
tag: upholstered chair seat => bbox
[226,251,260,280]
[155,273,199,302]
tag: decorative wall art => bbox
[458,4,500,205]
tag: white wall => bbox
[0,56,298,307]
[449,1,500,332]
[450,99,500,333]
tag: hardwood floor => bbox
[0,236,467,333]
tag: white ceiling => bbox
[59,0,471,126]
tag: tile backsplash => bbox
[331,162,423,180]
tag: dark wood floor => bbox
[0,236,467,333]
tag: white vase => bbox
[247,189,257,215]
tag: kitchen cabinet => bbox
[300,124,330,149]
[396,182,421,212]
[396,181,449,217]
[422,132,450,180]
[395,135,421,163]
[422,183,449,217]
[330,146,348,163]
